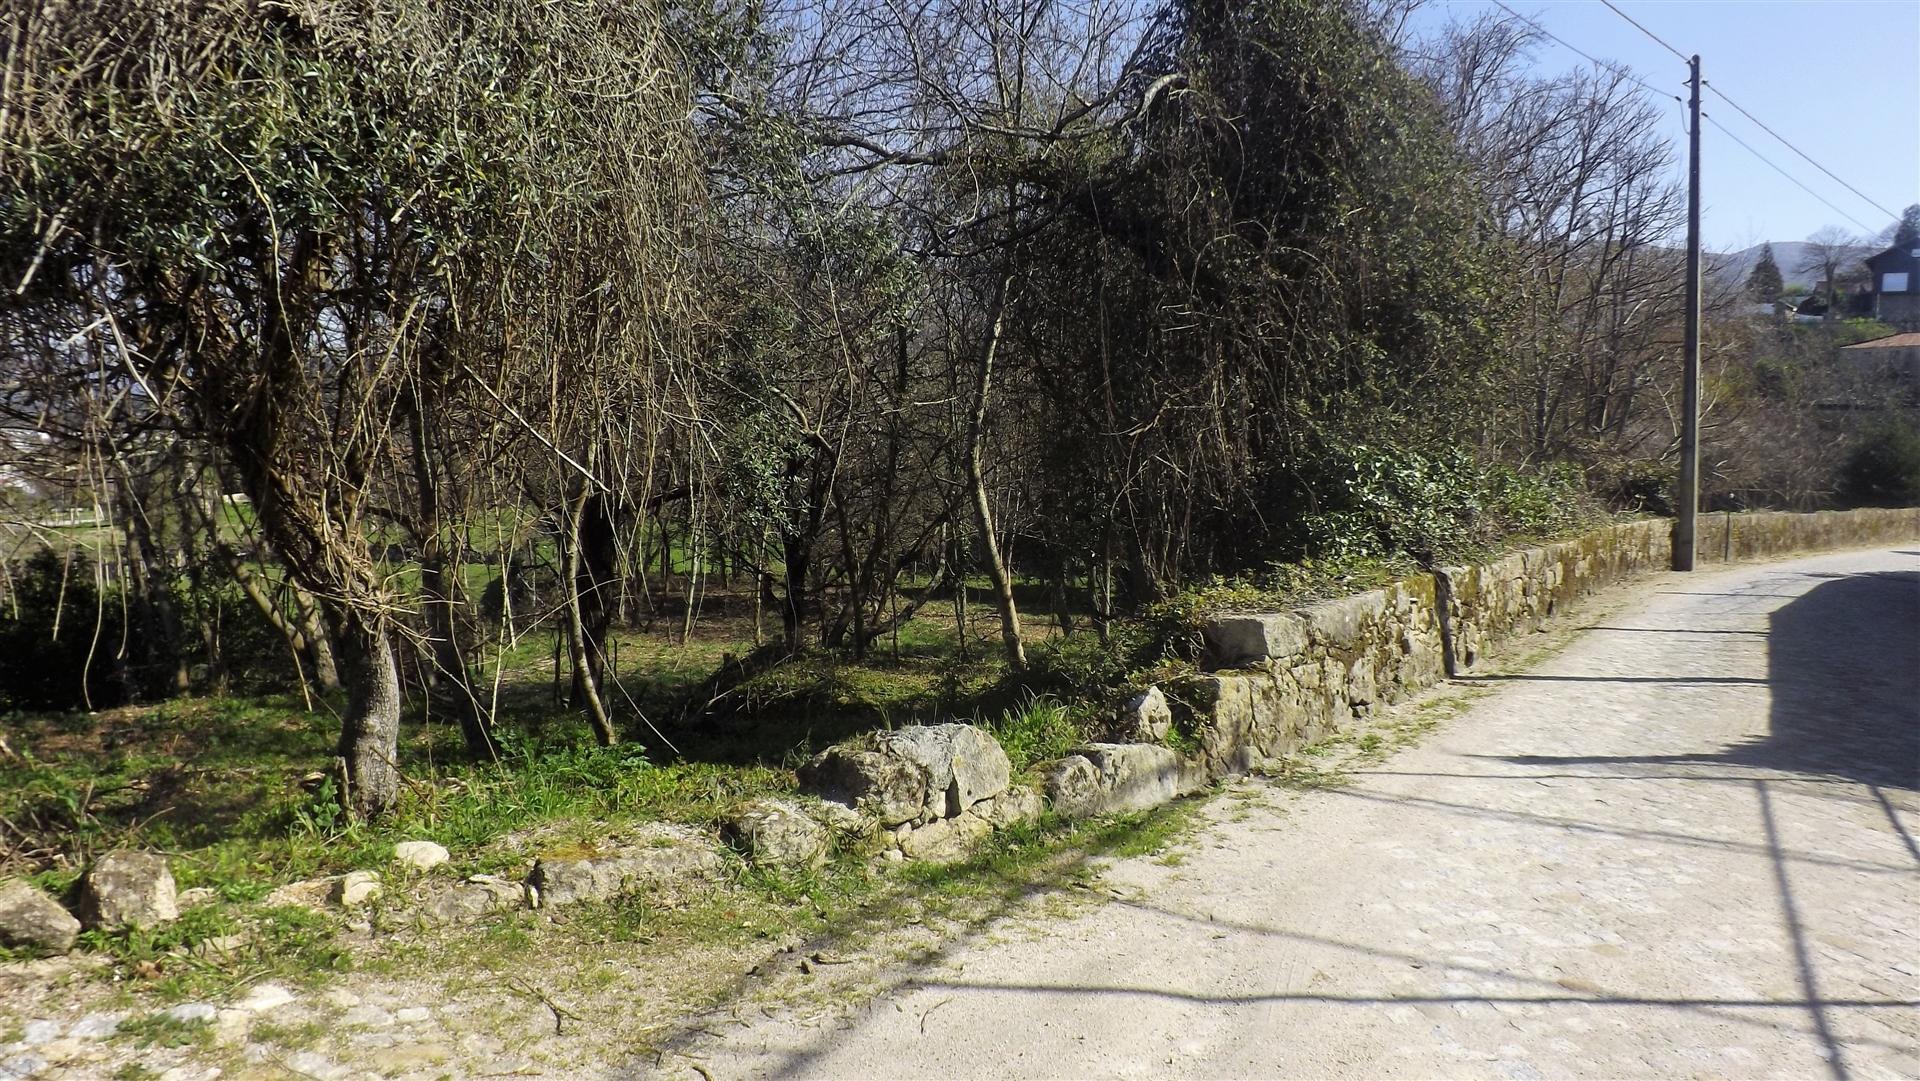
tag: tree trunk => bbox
[965,272,1026,672]
[333,612,403,820]
[422,555,496,759]
[779,530,812,652]
[292,588,341,692]
[409,377,496,760]
[564,488,619,746]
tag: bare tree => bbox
[1800,226,1866,322]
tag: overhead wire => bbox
[1701,83,1901,222]
[1590,0,1897,229]
[1700,113,1877,234]
[1488,0,1680,103]
[1597,0,1689,63]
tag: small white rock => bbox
[211,1009,250,1048]
[282,1051,344,1080]
[391,841,449,871]
[340,1005,393,1029]
[175,886,220,909]
[0,1052,49,1079]
[164,1003,216,1024]
[237,984,296,1013]
[66,1014,120,1040]
[18,1022,59,1047]
[331,870,382,908]
[394,1006,430,1024]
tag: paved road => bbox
[661,549,1920,1080]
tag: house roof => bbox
[1841,332,1920,350]
[1866,245,1920,268]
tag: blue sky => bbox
[1409,0,1920,251]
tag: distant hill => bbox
[1711,240,1877,291]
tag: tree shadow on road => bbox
[1501,569,1919,792]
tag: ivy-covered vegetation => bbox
[0,0,1913,858]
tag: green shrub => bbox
[1837,420,1920,508]
[0,550,132,711]
[1293,443,1482,562]
[1593,458,1676,516]
[1020,622,1161,700]
[1483,461,1598,539]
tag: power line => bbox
[1700,113,1878,234]
[1597,0,1690,64]
[1591,0,1900,227]
[1702,83,1901,223]
[1489,0,1680,103]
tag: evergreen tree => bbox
[1747,243,1784,302]
[1895,204,1920,248]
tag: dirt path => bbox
[649,549,1920,1080]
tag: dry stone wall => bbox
[1039,508,1920,820]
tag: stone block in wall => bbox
[1121,686,1173,741]
[1203,613,1309,667]
[981,784,1043,829]
[1081,743,1197,813]
[878,723,1012,820]
[1347,654,1376,715]
[799,723,1011,826]
[897,813,992,863]
[1297,590,1386,651]
[1038,744,1205,819]
[797,747,926,826]
[1183,674,1259,776]
[1040,755,1102,818]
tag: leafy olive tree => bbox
[1,0,698,814]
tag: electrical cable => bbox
[1701,113,1878,234]
[1592,0,1899,226]
[1488,0,1680,103]
[1703,83,1901,222]
[1597,0,1690,63]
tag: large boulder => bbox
[876,724,1011,819]
[528,824,726,908]
[797,747,926,826]
[79,851,177,931]
[722,799,829,871]
[0,880,80,955]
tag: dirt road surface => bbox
[650,548,1920,1080]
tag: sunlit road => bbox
[652,548,1920,1080]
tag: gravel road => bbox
[654,548,1920,1080]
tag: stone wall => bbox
[1039,508,1920,817]
[1692,507,1920,565]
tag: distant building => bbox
[1865,244,1920,329]
[1800,279,1874,320]
[1839,331,1920,394]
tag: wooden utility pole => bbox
[1674,54,1703,571]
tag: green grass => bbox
[985,693,1087,772]
[0,575,1211,1021]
